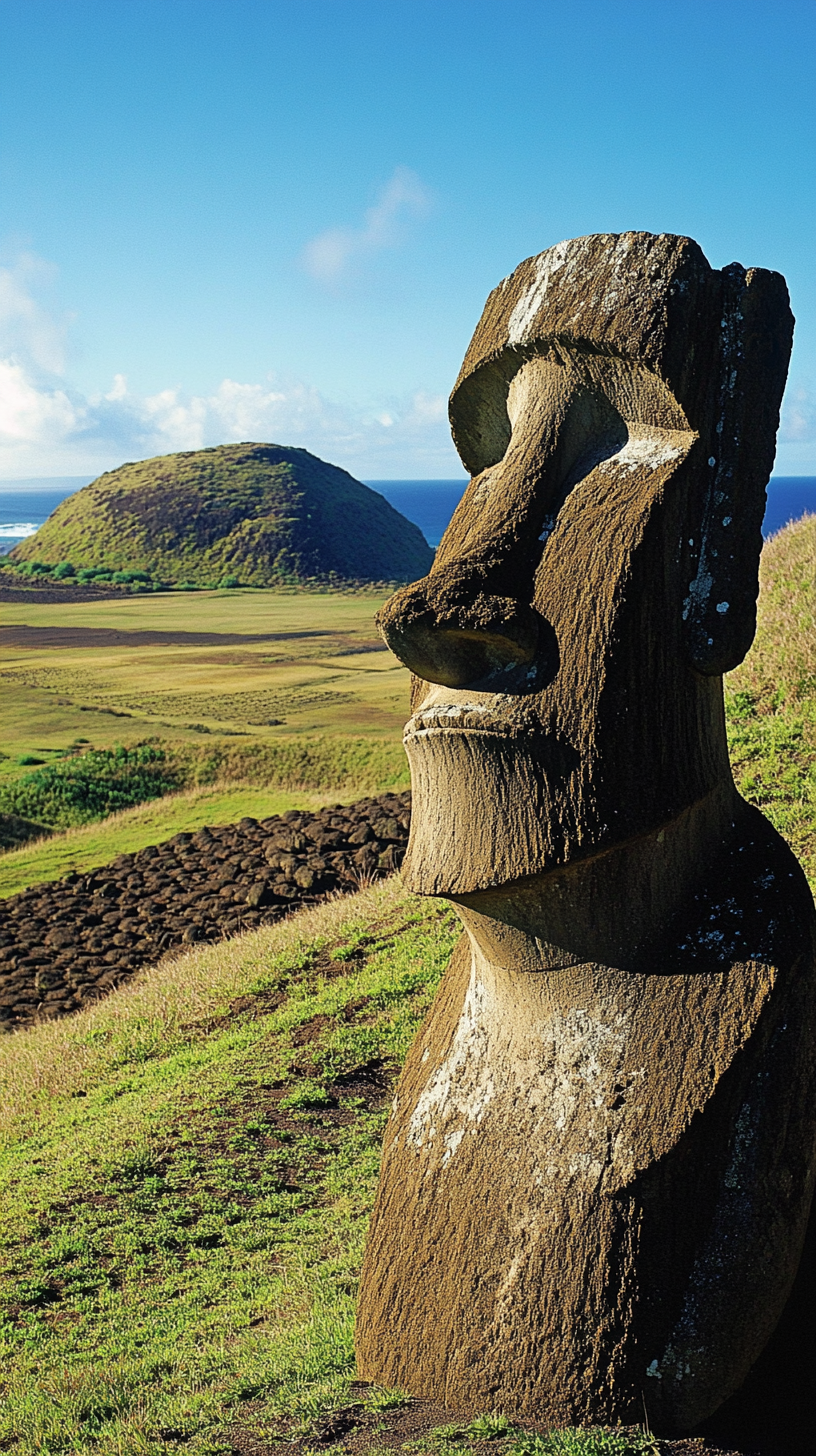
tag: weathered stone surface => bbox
[358,233,815,1432]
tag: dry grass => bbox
[0,873,414,1138]
[0,587,410,763]
[722,516,816,887]
[0,875,459,1453]
[729,513,816,704]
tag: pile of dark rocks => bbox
[0,790,411,1033]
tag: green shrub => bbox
[0,745,182,828]
[17,560,52,577]
[0,735,407,835]
[53,561,75,578]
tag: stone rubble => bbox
[0,790,411,1033]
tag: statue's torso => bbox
[356,807,816,1428]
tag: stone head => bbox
[378,233,793,909]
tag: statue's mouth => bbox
[404,701,542,741]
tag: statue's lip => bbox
[404,703,528,739]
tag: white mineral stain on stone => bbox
[405,702,511,741]
[683,568,714,622]
[443,1127,466,1163]
[405,965,496,1163]
[538,1006,627,1147]
[651,1095,762,1390]
[471,466,499,507]
[507,239,576,345]
[597,430,685,475]
[723,1101,759,1191]
[405,948,633,1180]
[413,703,491,723]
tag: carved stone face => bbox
[377,233,793,899]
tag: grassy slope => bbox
[0,784,371,899]
[726,513,816,885]
[0,735,410,899]
[7,442,434,588]
[0,881,460,1454]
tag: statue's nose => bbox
[376,355,623,689]
[377,563,543,688]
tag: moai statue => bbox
[356,233,816,1431]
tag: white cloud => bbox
[774,382,816,472]
[0,252,70,374]
[106,373,128,401]
[302,167,431,283]
[0,243,460,480]
[0,362,459,479]
[0,359,78,442]
[780,382,815,443]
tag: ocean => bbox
[0,477,94,557]
[1,474,815,556]
[375,477,816,545]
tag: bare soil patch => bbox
[222,1392,745,1456]
[0,623,345,649]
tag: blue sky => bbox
[1,0,814,479]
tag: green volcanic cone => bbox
[10,442,434,587]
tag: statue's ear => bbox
[682,265,793,676]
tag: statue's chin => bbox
[401,723,587,897]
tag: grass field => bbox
[0,587,408,769]
[0,880,461,1454]
[0,585,412,892]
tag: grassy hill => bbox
[8,443,434,589]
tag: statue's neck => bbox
[452,779,740,972]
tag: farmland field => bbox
[0,587,409,769]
